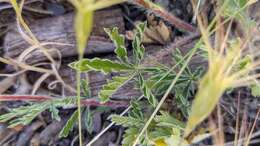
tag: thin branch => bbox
[129,0,196,32]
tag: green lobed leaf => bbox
[0,102,50,128]
[132,22,147,64]
[111,115,144,127]
[154,112,185,129]
[70,58,133,73]
[49,104,61,121]
[122,127,140,146]
[138,73,158,106]
[104,27,128,62]
[80,79,91,98]
[59,110,78,138]
[99,76,130,102]
[84,108,94,134]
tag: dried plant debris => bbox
[126,14,171,44]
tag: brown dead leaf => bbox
[126,14,171,45]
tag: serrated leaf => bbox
[49,105,61,121]
[80,79,91,98]
[111,115,144,127]
[122,127,141,146]
[149,128,172,141]
[142,81,158,107]
[99,76,130,102]
[104,27,128,62]
[0,101,50,127]
[154,112,185,129]
[59,110,78,138]
[70,58,133,73]
[84,108,94,134]
[132,22,147,64]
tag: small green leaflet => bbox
[251,84,260,97]
[70,58,133,73]
[59,110,78,138]
[111,115,144,127]
[139,73,158,107]
[99,76,130,102]
[122,127,140,146]
[154,112,185,129]
[0,102,50,127]
[49,104,61,121]
[104,27,128,62]
[80,79,91,98]
[132,22,147,64]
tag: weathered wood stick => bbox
[3,8,125,64]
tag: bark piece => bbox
[3,8,125,64]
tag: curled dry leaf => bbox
[126,14,171,45]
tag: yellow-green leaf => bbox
[184,74,226,137]
[70,58,133,73]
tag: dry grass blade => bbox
[185,0,260,137]
[0,76,16,94]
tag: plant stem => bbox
[132,45,198,146]
[77,54,83,146]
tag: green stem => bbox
[77,55,83,146]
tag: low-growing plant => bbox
[2,0,260,146]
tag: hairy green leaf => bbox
[99,76,130,102]
[0,102,50,127]
[122,127,141,146]
[132,22,147,64]
[138,73,158,107]
[49,104,61,121]
[81,79,91,98]
[104,27,128,62]
[70,58,133,73]
[59,110,78,138]
[84,108,94,134]
[155,112,185,129]
[111,115,144,127]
